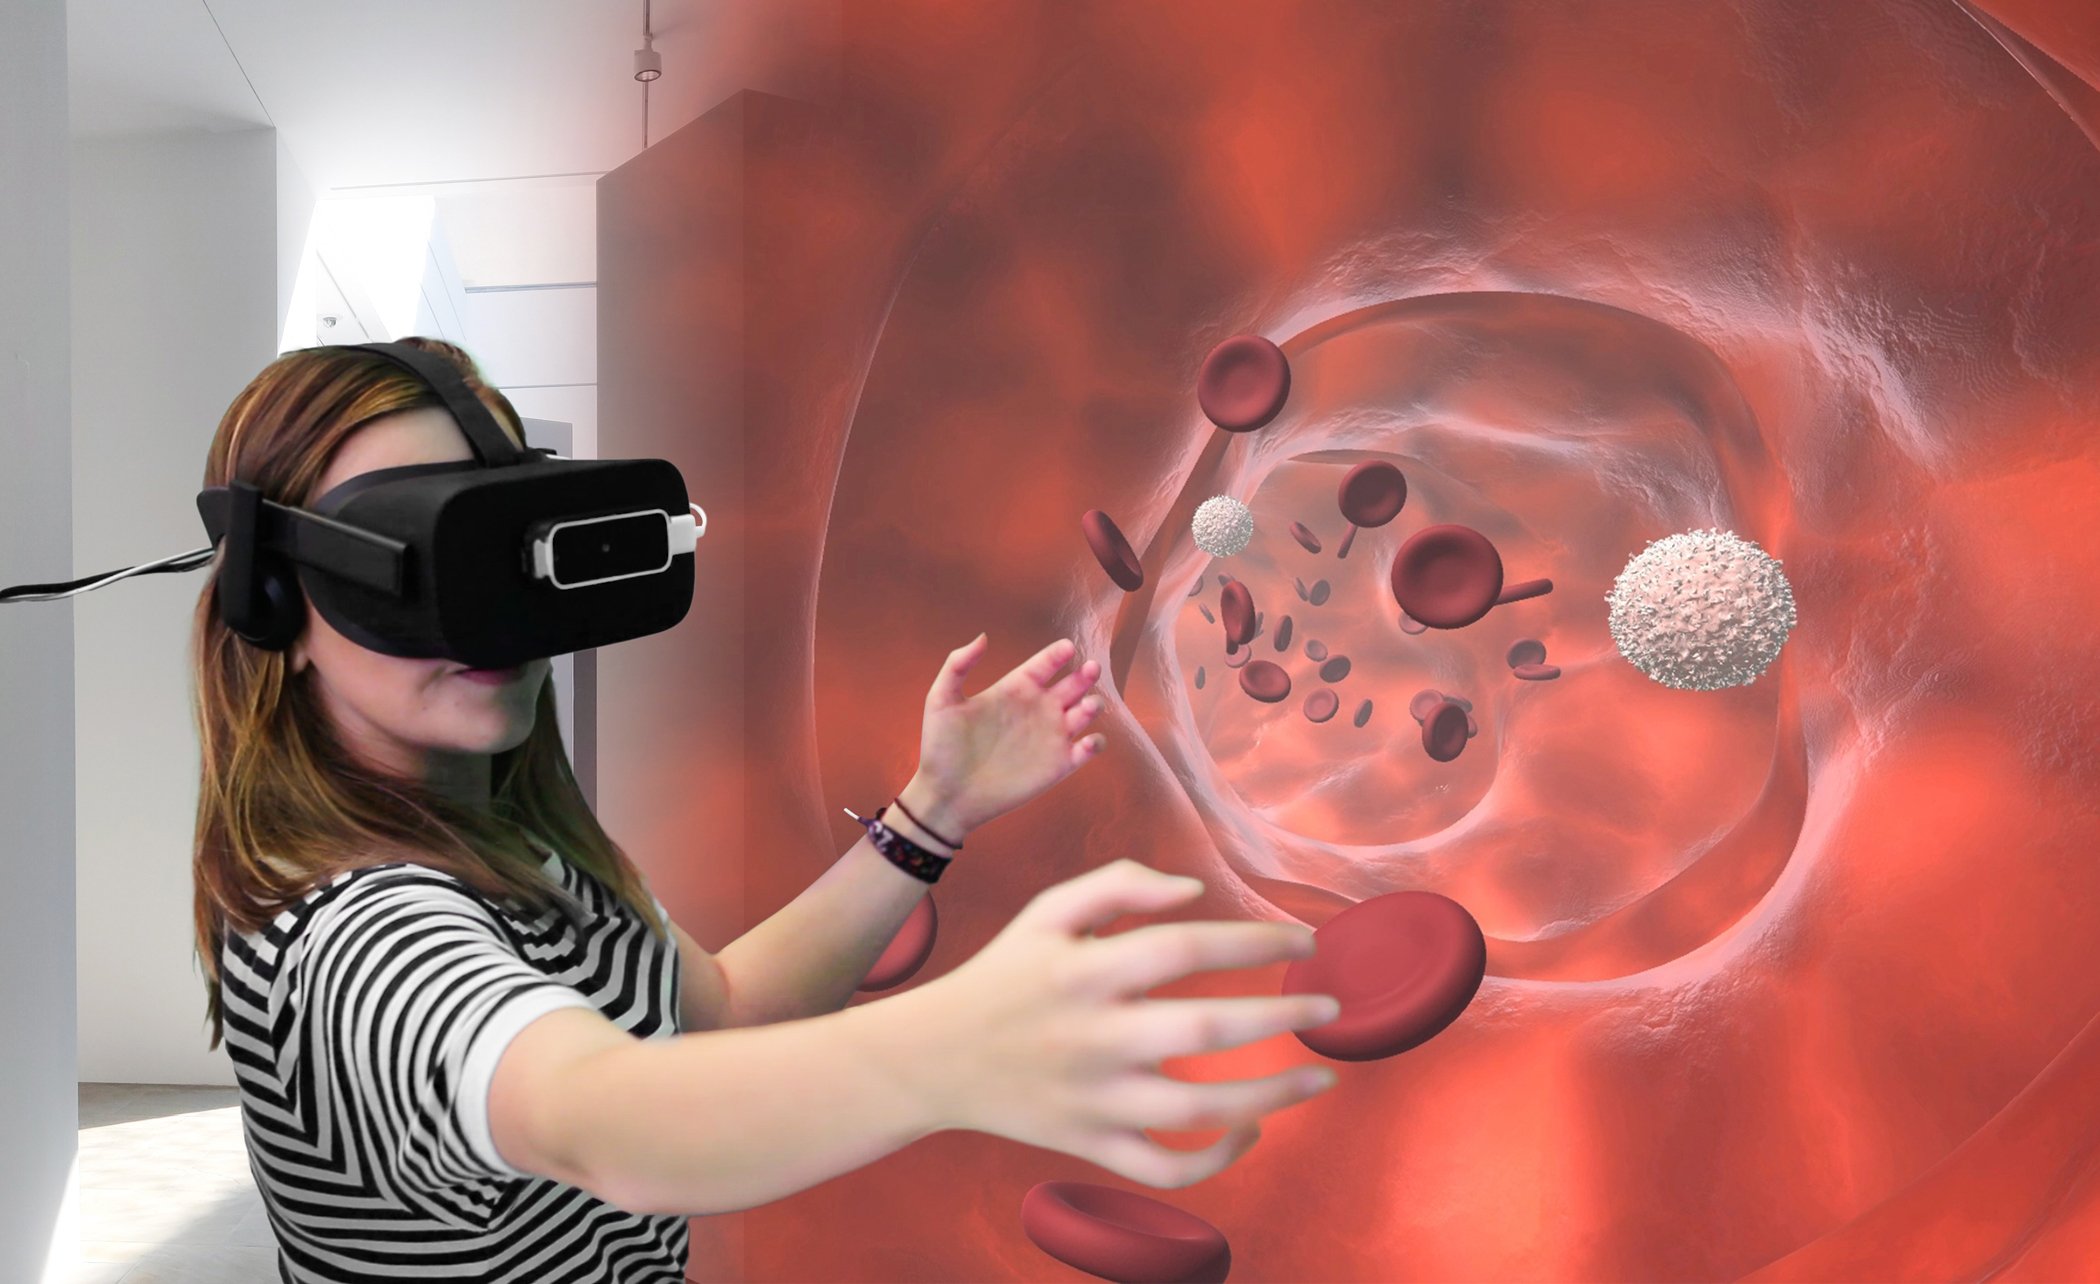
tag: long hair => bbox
[191,336,666,1052]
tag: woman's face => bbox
[285,405,551,806]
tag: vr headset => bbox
[193,340,704,671]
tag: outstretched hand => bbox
[914,634,1108,834]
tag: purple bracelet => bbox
[843,804,953,884]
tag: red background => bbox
[596,1,2100,1278]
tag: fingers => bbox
[1025,859,1208,937]
[1089,1120,1264,1190]
[927,633,989,708]
[1063,694,1105,737]
[1047,657,1100,708]
[1017,637,1081,690]
[1101,993,1341,1064]
[1100,1063,1333,1136]
[1068,919,1319,1000]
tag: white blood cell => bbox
[1192,495,1255,558]
[1606,527,1797,691]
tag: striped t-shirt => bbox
[215,841,690,1281]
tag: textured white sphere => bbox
[1192,495,1255,558]
[1607,528,1798,691]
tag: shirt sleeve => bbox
[294,869,600,1230]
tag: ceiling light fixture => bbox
[633,0,661,148]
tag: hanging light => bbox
[633,0,661,82]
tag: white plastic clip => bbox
[668,503,708,555]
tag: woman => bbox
[194,337,1337,1282]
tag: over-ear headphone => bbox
[215,477,305,653]
[226,556,304,653]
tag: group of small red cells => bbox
[1028,335,1540,1284]
[1080,334,1558,770]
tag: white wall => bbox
[71,128,284,1091]
[276,135,318,352]
[3,2,77,1277]
[468,282,599,461]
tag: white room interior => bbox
[3,2,839,1279]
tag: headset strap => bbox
[344,341,526,468]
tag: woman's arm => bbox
[712,775,965,1027]
[565,982,953,1216]
[669,920,736,1032]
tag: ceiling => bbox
[65,0,841,288]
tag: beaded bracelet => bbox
[842,803,954,884]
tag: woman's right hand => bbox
[895,858,1342,1189]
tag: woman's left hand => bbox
[913,633,1108,834]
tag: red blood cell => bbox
[1275,615,1294,652]
[1282,890,1487,1061]
[1408,688,1445,722]
[1196,334,1291,433]
[1294,576,1309,601]
[856,892,937,991]
[1390,524,1504,629]
[1319,655,1351,683]
[1239,659,1291,702]
[1495,577,1554,606]
[1466,713,1479,739]
[1353,698,1373,728]
[1305,639,1329,662]
[1080,510,1144,592]
[1309,579,1331,606]
[1020,1181,1231,1284]
[1226,648,1250,669]
[1447,694,1472,713]
[1336,523,1360,560]
[1197,603,1215,624]
[1304,688,1339,723]
[1423,700,1470,761]
[1512,662,1561,681]
[1289,521,1323,554]
[1194,666,1205,689]
[1217,574,1231,588]
[1337,461,1408,527]
[1187,579,1203,598]
[1399,612,1427,635]
[1219,581,1257,647]
[1507,638,1547,668]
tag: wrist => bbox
[893,774,969,854]
[841,981,961,1138]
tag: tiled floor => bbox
[52,1083,280,1284]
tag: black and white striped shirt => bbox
[216,841,689,1281]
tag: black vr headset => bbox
[185,340,704,671]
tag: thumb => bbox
[1026,858,1204,936]
[928,632,988,708]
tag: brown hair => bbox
[190,336,666,1052]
